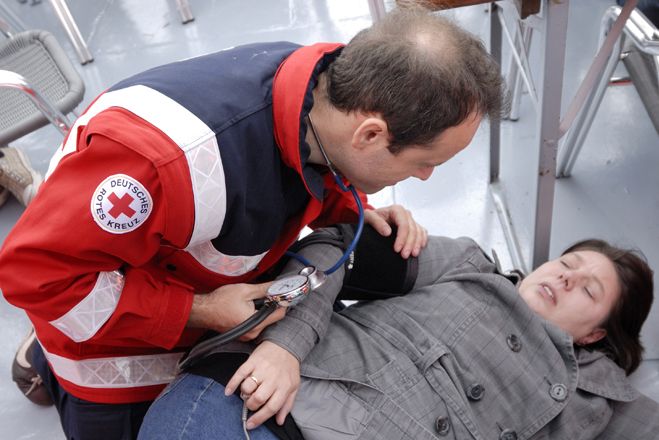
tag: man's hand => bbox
[225,341,300,429]
[187,282,285,340]
[364,204,428,258]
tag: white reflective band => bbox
[46,85,227,247]
[182,135,227,247]
[186,242,267,276]
[41,344,183,388]
[50,271,124,342]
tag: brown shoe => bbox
[0,147,43,206]
[12,328,53,406]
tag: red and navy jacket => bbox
[0,41,369,404]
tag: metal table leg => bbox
[529,0,570,268]
[490,0,570,271]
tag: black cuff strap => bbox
[337,223,418,301]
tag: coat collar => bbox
[272,42,344,200]
[575,348,639,402]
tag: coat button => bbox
[166,264,177,271]
[435,416,451,436]
[467,383,485,401]
[499,428,518,440]
[506,334,522,352]
[550,383,568,401]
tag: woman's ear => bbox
[351,116,390,152]
[576,328,607,346]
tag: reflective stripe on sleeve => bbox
[46,86,263,277]
[50,270,125,342]
[46,85,227,248]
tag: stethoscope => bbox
[177,114,364,372]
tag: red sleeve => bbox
[0,111,195,350]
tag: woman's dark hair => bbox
[562,239,654,374]
[325,5,506,153]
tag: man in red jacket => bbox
[0,6,504,439]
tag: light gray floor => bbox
[0,1,657,438]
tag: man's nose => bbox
[413,166,434,181]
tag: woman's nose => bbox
[560,271,575,290]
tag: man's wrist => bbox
[187,293,212,329]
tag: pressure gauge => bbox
[266,274,310,307]
[265,266,327,307]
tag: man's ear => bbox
[351,116,390,152]
[576,328,607,346]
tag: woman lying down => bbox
[139,225,658,440]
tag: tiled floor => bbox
[0,1,657,438]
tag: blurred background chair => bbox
[0,28,84,146]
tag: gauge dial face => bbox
[268,275,308,296]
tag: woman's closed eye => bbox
[584,286,594,299]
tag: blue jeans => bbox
[138,373,278,440]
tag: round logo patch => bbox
[90,174,153,234]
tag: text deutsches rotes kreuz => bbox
[91,174,153,234]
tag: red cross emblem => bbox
[107,192,136,219]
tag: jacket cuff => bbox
[261,317,318,362]
[150,276,194,349]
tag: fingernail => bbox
[246,422,255,430]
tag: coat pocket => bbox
[292,379,371,440]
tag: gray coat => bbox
[261,234,658,439]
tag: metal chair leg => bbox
[47,0,93,65]
[175,0,194,24]
[506,24,533,121]
[0,1,28,35]
[0,69,72,135]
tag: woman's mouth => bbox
[539,284,556,305]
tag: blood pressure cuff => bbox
[289,223,418,300]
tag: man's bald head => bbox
[325,6,506,153]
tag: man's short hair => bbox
[326,6,506,153]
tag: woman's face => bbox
[518,250,621,344]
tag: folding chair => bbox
[557,6,659,177]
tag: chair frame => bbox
[0,29,84,145]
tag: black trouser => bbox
[33,343,152,440]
